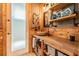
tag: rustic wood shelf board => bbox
[49,14,76,22]
[44,3,73,13]
[50,3,73,11]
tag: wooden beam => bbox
[2,3,7,56]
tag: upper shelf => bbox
[50,3,73,11]
[44,3,73,13]
[49,13,76,22]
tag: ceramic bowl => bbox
[36,31,48,36]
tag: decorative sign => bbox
[32,13,40,31]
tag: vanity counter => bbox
[33,35,79,56]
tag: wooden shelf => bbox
[49,14,76,22]
[44,3,73,13]
[50,3,73,11]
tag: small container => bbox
[69,35,75,42]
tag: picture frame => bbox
[32,13,40,30]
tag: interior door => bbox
[10,3,27,55]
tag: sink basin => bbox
[36,31,48,36]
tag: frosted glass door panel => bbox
[11,3,26,51]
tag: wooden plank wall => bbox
[26,3,33,53]
[2,3,6,56]
[0,3,12,56]
[26,3,44,53]
[0,4,3,56]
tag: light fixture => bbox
[43,6,45,10]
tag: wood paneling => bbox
[0,4,2,30]
[26,4,32,53]
[0,32,3,56]
[49,27,79,41]
[26,4,44,53]
[2,3,6,56]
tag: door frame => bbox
[4,3,29,56]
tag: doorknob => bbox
[8,19,10,22]
[7,32,11,35]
